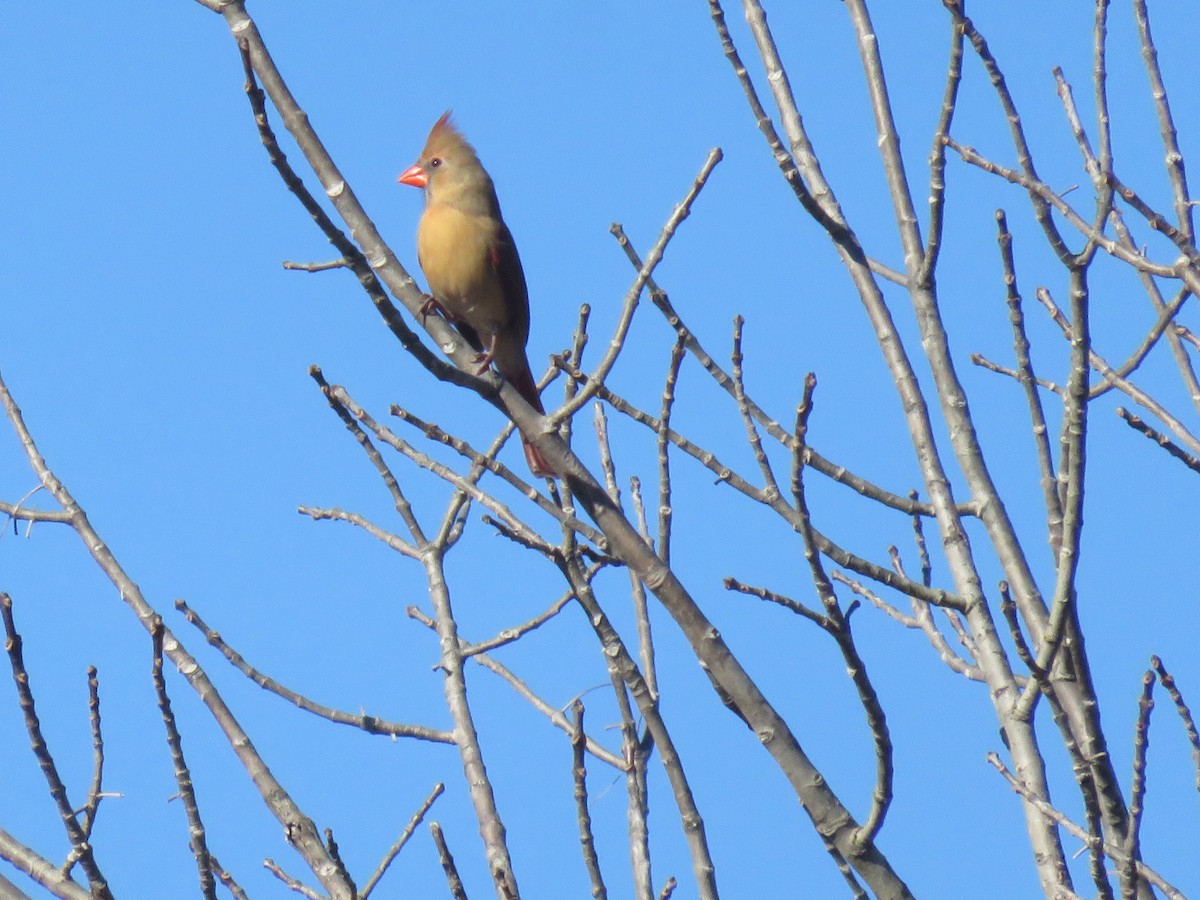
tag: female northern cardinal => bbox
[398,112,552,479]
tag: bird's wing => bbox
[490,221,531,348]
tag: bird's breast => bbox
[417,204,507,324]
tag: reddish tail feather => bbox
[522,440,553,480]
[506,361,553,478]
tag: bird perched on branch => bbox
[397,112,552,478]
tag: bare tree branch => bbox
[150,620,217,900]
[361,784,445,900]
[0,368,354,898]
[570,701,607,900]
[0,825,92,900]
[1,593,112,899]
[429,823,469,900]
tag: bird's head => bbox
[398,111,499,216]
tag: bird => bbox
[397,112,552,478]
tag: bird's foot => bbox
[419,294,452,323]
[473,335,498,374]
[473,350,495,375]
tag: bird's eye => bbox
[429,158,442,168]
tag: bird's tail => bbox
[522,439,553,480]
[506,362,553,479]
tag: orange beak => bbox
[397,163,428,188]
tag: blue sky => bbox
[3,2,1199,898]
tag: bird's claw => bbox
[419,294,451,323]
[474,334,498,374]
[473,350,495,375]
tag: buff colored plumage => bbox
[398,112,551,478]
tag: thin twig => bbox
[429,824,469,900]
[361,784,445,899]
[999,582,1041,679]
[263,859,322,900]
[0,493,73,531]
[310,366,426,541]
[994,210,1063,555]
[323,829,355,897]
[611,227,951,519]
[945,0,1076,262]
[1149,656,1200,793]
[1132,0,1194,240]
[657,335,686,566]
[553,552,717,898]
[627,476,660,702]
[552,149,723,425]
[919,9,965,281]
[614,666,653,900]
[906,493,933,589]
[708,0,901,279]
[1089,287,1191,399]
[1119,668,1155,899]
[384,401,606,549]
[987,754,1183,899]
[1,594,112,898]
[945,137,1191,285]
[570,701,607,899]
[176,599,454,743]
[1109,214,1200,415]
[1036,287,1200,454]
[1040,687,1114,900]
[151,619,217,900]
[282,259,347,272]
[461,592,575,658]
[760,377,893,847]
[731,316,779,494]
[1116,407,1200,474]
[971,353,1065,396]
[209,855,250,900]
[75,667,106,843]
[407,606,624,770]
[1016,271,1091,722]
[836,568,982,682]
[556,358,965,612]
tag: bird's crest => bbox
[423,110,474,160]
